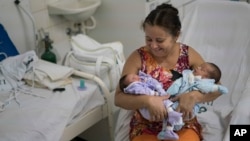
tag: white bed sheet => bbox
[0,78,104,141]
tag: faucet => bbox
[66,22,84,36]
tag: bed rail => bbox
[61,70,114,141]
[64,70,115,141]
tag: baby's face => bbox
[193,63,212,78]
[125,74,140,85]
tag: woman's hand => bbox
[145,95,170,122]
[171,91,199,119]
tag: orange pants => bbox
[132,128,200,141]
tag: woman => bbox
[114,3,222,141]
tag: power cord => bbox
[14,0,39,54]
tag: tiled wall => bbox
[28,0,81,64]
[29,0,70,44]
[28,0,250,60]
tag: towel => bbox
[24,59,74,90]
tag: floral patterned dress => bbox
[129,44,202,140]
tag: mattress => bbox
[0,78,104,141]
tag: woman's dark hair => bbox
[142,3,181,37]
[119,74,128,92]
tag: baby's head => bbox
[119,73,140,92]
[193,62,221,83]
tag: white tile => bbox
[49,22,71,43]
[29,0,46,12]
[33,10,50,30]
[29,0,75,52]
[48,14,66,27]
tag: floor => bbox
[70,108,119,141]
[77,111,119,141]
[71,137,88,141]
[78,118,111,141]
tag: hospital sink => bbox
[47,0,101,22]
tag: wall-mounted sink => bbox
[48,0,101,23]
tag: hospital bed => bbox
[0,46,121,141]
[0,50,120,141]
[115,0,250,141]
[0,0,123,141]
[0,18,121,141]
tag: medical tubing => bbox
[15,1,39,53]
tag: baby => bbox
[119,62,228,140]
[119,70,183,140]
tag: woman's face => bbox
[144,24,178,57]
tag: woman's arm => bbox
[172,90,221,119]
[172,46,222,118]
[115,50,145,110]
[188,46,223,102]
[114,50,169,121]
